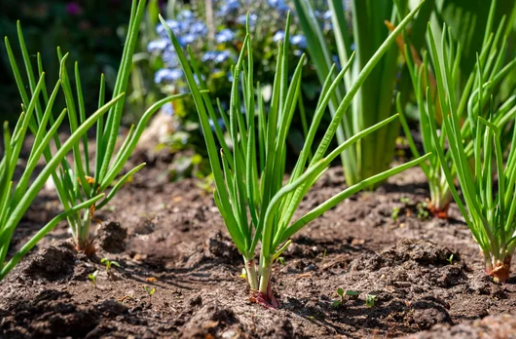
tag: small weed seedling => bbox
[332,288,346,308]
[346,290,359,300]
[391,207,401,222]
[447,254,454,265]
[395,197,431,221]
[101,258,121,272]
[400,197,410,204]
[365,294,377,308]
[143,285,156,303]
[416,202,430,220]
[195,174,215,194]
[88,270,99,287]
[332,288,359,308]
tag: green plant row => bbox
[2,0,516,300]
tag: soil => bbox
[1,149,516,338]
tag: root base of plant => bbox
[487,258,512,284]
[76,240,96,257]
[428,202,450,220]
[249,290,279,309]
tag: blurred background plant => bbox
[142,0,337,180]
[294,0,516,187]
[0,0,133,123]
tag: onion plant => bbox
[397,87,452,218]
[398,0,516,220]
[418,18,516,282]
[5,0,186,254]
[292,0,429,186]
[161,8,429,306]
[0,76,117,281]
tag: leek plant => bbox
[419,19,516,282]
[292,0,429,186]
[398,0,516,220]
[5,0,185,254]
[0,77,115,281]
[161,8,429,306]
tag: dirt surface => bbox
[1,155,516,338]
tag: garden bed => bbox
[1,161,515,338]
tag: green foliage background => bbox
[0,0,132,122]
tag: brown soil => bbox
[1,157,516,338]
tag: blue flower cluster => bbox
[272,31,306,49]
[216,29,235,44]
[149,0,313,88]
[218,0,240,16]
[237,13,257,26]
[150,7,242,85]
[268,0,290,12]
[150,9,211,84]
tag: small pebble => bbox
[304,264,317,272]
[222,330,237,339]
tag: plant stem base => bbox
[249,290,279,309]
[427,200,450,219]
[76,239,96,256]
[486,256,512,283]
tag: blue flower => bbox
[154,68,183,84]
[162,50,179,67]
[190,21,208,36]
[237,13,257,26]
[209,118,226,132]
[218,101,228,111]
[162,102,174,116]
[268,0,290,11]
[273,31,285,42]
[218,0,239,16]
[201,50,231,63]
[214,50,231,63]
[179,21,192,34]
[193,73,205,85]
[290,35,306,49]
[332,55,341,70]
[202,51,218,62]
[156,19,181,38]
[147,39,168,53]
[178,9,194,22]
[216,29,235,44]
[180,33,199,46]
